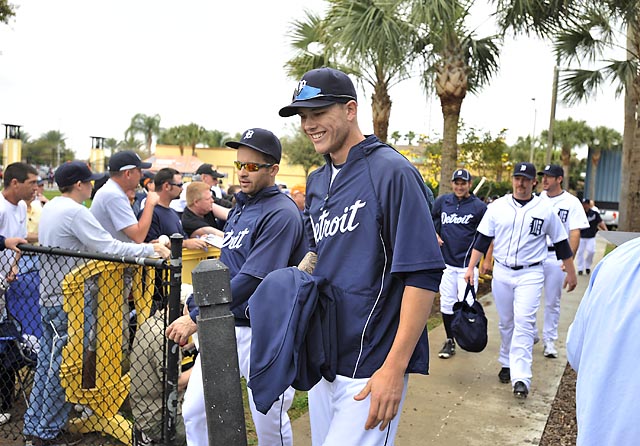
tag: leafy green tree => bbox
[285,0,416,142]
[546,118,591,189]
[118,134,144,154]
[126,113,161,157]
[0,0,15,24]
[390,131,401,145]
[550,1,640,230]
[204,130,230,148]
[104,138,118,156]
[22,130,74,166]
[411,0,501,195]
[280,124,324,179]
[158,123,208,156]
[405,131,416,146]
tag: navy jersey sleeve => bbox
[431,195,444,234]
[375,159,445,274]
[239,207,305,279]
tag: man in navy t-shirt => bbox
[141,168,208,251]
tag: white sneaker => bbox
[543,341,558,358]
[0,412,10,425]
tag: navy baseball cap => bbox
[55,161,103,187]
[109,151,152,172]
[537,164,564,177]
[451,168,471,182]
[582,197,591,204]
[513,162,536,180]
[279,67,358,117]
[195,163,225,178]
[226,128,282,163]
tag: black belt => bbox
[509,261,542,271]
[547,246,555,252]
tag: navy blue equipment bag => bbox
[451,283,488,352]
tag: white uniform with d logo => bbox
[477,194,567,389]
[540,190,588,345]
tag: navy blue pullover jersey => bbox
[304,135,445,379]
[219,185,306,324]
[431,193,487,267]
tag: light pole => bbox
[529,98,537,163]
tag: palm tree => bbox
[548,118,592,189]
[587,126,622,201]
[551,2,640,230]
[411,0,501,195]
[126,113,161,157]
[0,0,15,23]
[285,0,416,143]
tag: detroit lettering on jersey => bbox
[222,227,250,250]
[311,199,366,243]
[441,212,474,225]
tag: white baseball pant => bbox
[439,264,479,315]
[491,262,544,390]
[182,326,294,446]
[542,254,564,343]
[576,237,596,273]
[309,374,408,446]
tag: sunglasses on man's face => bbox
[234,161,274,172]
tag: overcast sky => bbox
[0,0,625,162]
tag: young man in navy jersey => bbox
[279,67,445,445]
[431,168,487,359]
[165,128,305,446]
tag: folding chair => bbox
[1,262,41,408]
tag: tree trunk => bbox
[439,97,462,196]
[588,148,600,201]
[620,22,639,231]
[561,145,571,190]
[371,79,392,143]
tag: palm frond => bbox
[558,69,604,105]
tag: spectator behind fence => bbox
[195,164,232,208]
[130,290,192,445]
[132,171,155,217]
[140,168,208,251]
[0,162,38,426]
[22,161,170,446]
[180,181,225,238]
[166,128,306,446]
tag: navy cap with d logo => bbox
[279,67,358,117]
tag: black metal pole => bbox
[192,259,247,446]
[163,234,183,444]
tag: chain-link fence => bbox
[0,243,184,446]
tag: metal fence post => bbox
[192,259,247,446]
[163,234,183,444]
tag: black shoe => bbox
[578,270,583,275]
[438,338,456,359]
[498,367,510,383]
[513,381,528,399]
[586,269,591,274]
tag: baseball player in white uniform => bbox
[465,162,577,398]
[537,164,588,358]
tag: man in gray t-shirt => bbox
[90,151,158,242]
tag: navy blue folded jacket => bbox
[247,267,337,414]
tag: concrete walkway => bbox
[292,236,607,445]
